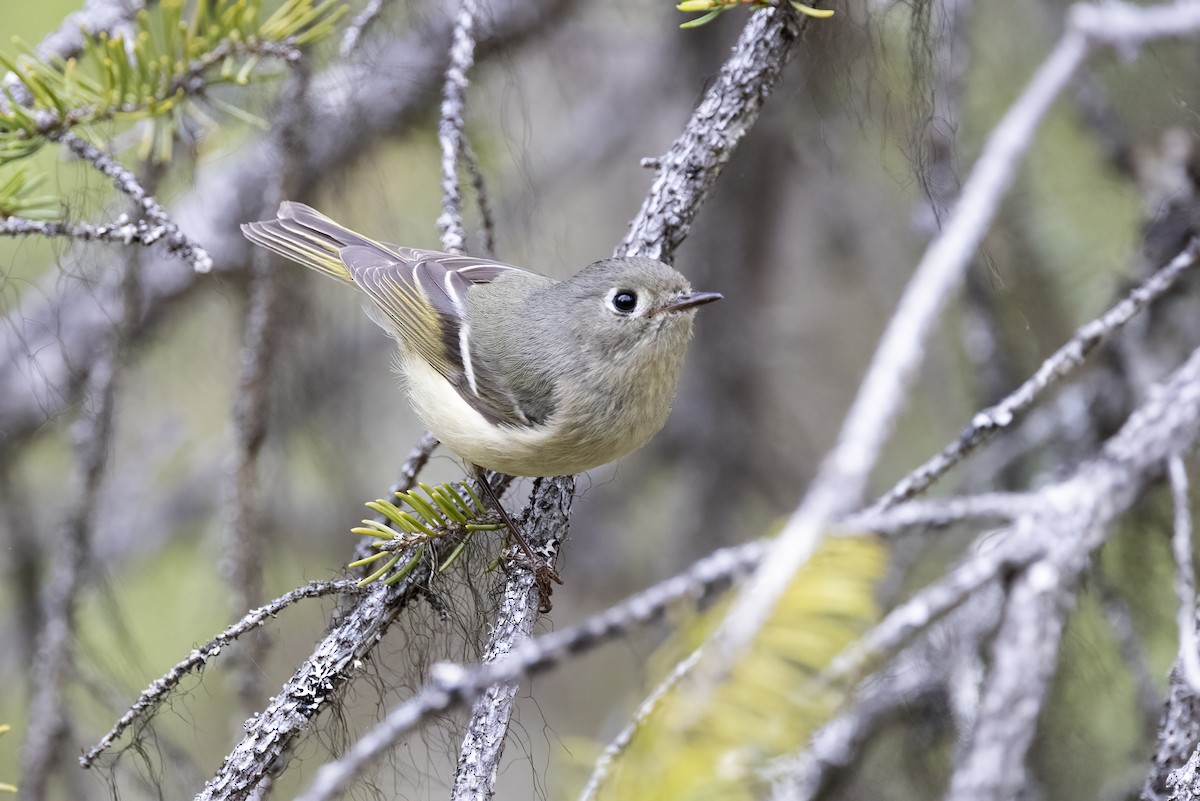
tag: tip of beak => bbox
[657,290,723,315]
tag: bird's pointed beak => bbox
[653,290,723,316]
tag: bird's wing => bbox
[339,245,535,427]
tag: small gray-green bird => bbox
[241,201,721,478]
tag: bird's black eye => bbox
[609,289,638,314]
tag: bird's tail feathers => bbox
[240,201,392,284]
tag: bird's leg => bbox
[472,466,562,611]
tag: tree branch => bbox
[618,6,808,263]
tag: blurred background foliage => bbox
[1,0,1199,798]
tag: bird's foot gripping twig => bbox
[473,467,563,612]
[506,543,563,614]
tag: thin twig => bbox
[873,237,1200,512]
[462,138,496,258]
[1170,456,1200,694]
[0,214,177,246]
[51,131,213,272]
[619,7,807,263]
[223,58,313,711]
[578,647,704,801]
[340,0,391,55]
[845,491,1031,535]
[81,580,359,768]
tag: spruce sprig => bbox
[350,482,505,586]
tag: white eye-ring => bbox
[607,288,639,315]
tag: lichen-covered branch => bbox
[451,478,573,801]
[82,580,358,768]
[618,6,808,263]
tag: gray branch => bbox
[49,131,213,273]
[618,6,808,263]
[82,580,359,768]
[873,237,1200,512]
[450,477,573,801]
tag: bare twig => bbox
[0,215,177,246]
[339,0,392,55]
[1170,456,1200,694]
[223,58,313,711]
[845,491,1031,535]
[874,237,1200,512]
[578,647,704,801]
[81,580,359,768]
